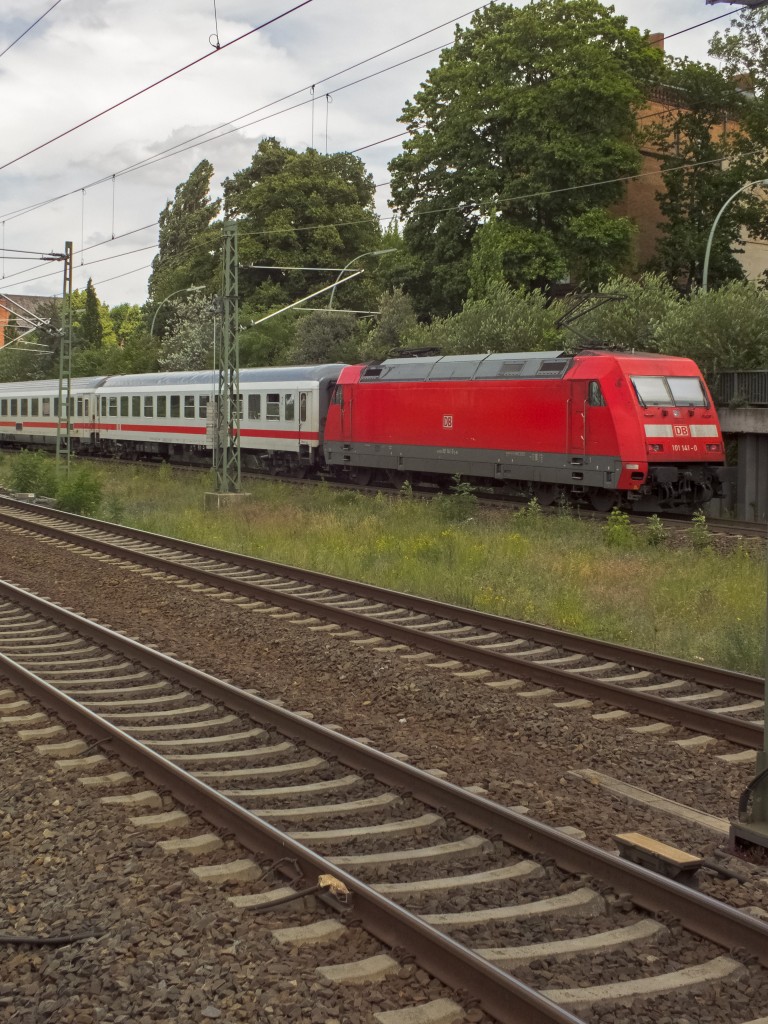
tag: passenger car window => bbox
[170,395,180,418]
[144,396,153,417]
[120,396,128,416]
[132,396,141,417]
[266,393,280,420]
[248,394,261,420]
[184,395,195,418]
[157,395,166,416]
[284,394,295,421]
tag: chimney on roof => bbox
[649,32,665,51]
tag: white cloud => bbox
[0,0,739,307]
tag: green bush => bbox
[56,468,103,516]
[8,450,58,497]
[645,514,666,547]
[603,507,634,548]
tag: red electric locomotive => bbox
[323,349,726,510]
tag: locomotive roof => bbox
[360,352,572,383]
[100,365,347,388]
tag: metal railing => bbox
[715,371,768,407]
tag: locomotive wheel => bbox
[350,468,373,486]
[588,489,617,512]
[531,483,559,507]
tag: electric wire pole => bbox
[214,221,241,494]
[55,241,73,471]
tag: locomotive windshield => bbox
[630,375,708,408]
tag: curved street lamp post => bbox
[327,249,397,309]
[150,285,205,335]
[702,179,768,293]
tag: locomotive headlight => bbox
[647,444,664,453]
[625,463,640,470]
[706,443,722,452]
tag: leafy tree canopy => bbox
[655,281,768,382]
[389,0,663,315]
[148,159,221,329]
[404,282,562,355]
[223,139,383,319]
[644,57,767,289]
[158,292,215,371]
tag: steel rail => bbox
[0,663,579,1024]
[0,496,760,698]
[2,577,768,972]
[0,505,762,746]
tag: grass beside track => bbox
[2,457,764,676]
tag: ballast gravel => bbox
[1,525,768,1022]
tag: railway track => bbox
[0,494,762,754]
[2,579,768,1024]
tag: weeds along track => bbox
[2,578,768,1024]
[0,495,762,754]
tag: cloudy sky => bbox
[0,0,751,309]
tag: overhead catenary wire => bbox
[0,1,490,225]
[0,0,64,62]
[0,0,317,175]
[2,3,759,296]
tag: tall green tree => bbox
[644,58,766,288]
[148,159,221,329]
[389,0,662,316]
[223,139,382,326]
[80,277,104,348]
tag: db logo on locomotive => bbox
[673,425,690,437]
[443,414,454,429]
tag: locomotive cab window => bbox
[588,381,605,406]
[631,375,708,408]
[266,393,280,420]
[667,377,708,407]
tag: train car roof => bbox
[0,376,107,393]
[100,365,348,388]
[360,352,571,383]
